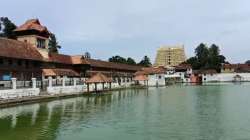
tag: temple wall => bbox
[0,88,40,99]
[202,73,250,82]
[47,85,87,95]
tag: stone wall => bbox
[0,88,40,99]
[202,73,250,82]
[47,85,87,95]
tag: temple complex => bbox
[0,19,142,85]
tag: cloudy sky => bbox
[1,0,250,63]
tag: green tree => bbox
[108,55,127,64]
[195,43,209,68]
[0,17,16,38]
[138,56,152,67]
[208,44,220,70]
[186,43,226,72]
[126,57,136,65]
[48,33,61,53]
[245,60,250,64]
[84,52,91,59]
[186,57,199,69]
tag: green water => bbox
[1,84,250,140]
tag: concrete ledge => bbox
[0,88,40,99]
[47,85,86,95]
[0,86,138,108]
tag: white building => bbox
[134,67,166,86]
[202,73,250,82]
[165,64,192,83]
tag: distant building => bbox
[134,67,166,86]
[154,45,186,67]
[221,64,250,73]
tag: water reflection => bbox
[192,85,224,139]
[0,89,146,140]
[1,85,250,140]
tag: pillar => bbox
[73,78,77,87]
[109,82,112,90]
[48,76,53,87]
[32,78,36,89]
[11,78,17,90]
[95,83,97,91]
[62,76,66,87]
[87,83,90,92]
[102,82,105,90]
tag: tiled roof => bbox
[192,69,217,74]
[134,75,148,81]
[71,55,90,65]
[42,69,80,77]
[86,59,143,71]
[14,19,49,33]
[222,64,250,69]
[0,38,44,61]
[175,64,192,70]
[86,72,112,83]
[48,54,90,65]
[135,67,165,75]
[48,53,73,64]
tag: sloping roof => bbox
[14,19,49,33]
[86,59,142,71]
[135,67,165,75]
[71,55,90,65]
[48,53,73,64]
[134,75,148,81]
[47,54,90,65]
[42,69,80,77]
[86,73,112,83]
[175,64,192,70]
[0,38,44,61]
[222,64,250,73]
[192,69,217,74]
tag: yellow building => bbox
[154,45,186,67]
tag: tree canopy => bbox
[245,60,250,64]
[108,55,128,64]
[127,57,136,65]
[48,33,61,53]
[185,43,226,72]
[0,17,16,39]
[108,55,151,66]
[84,52,91,59]
[138,56,152,67]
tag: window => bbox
[18,60,22,66]
[37,38,46,49]
[25,61,29,68]
[0,59,3,65]
[8,60,13,65]
[33,61,40,67]
[158,75,162,79]
[204,78,206,81]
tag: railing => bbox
[16,81,32,89]
[76,80,84,85]
[65,79,74,86]
[52,79,63,87]
[0,81,12,90]
[37,80,48,91]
